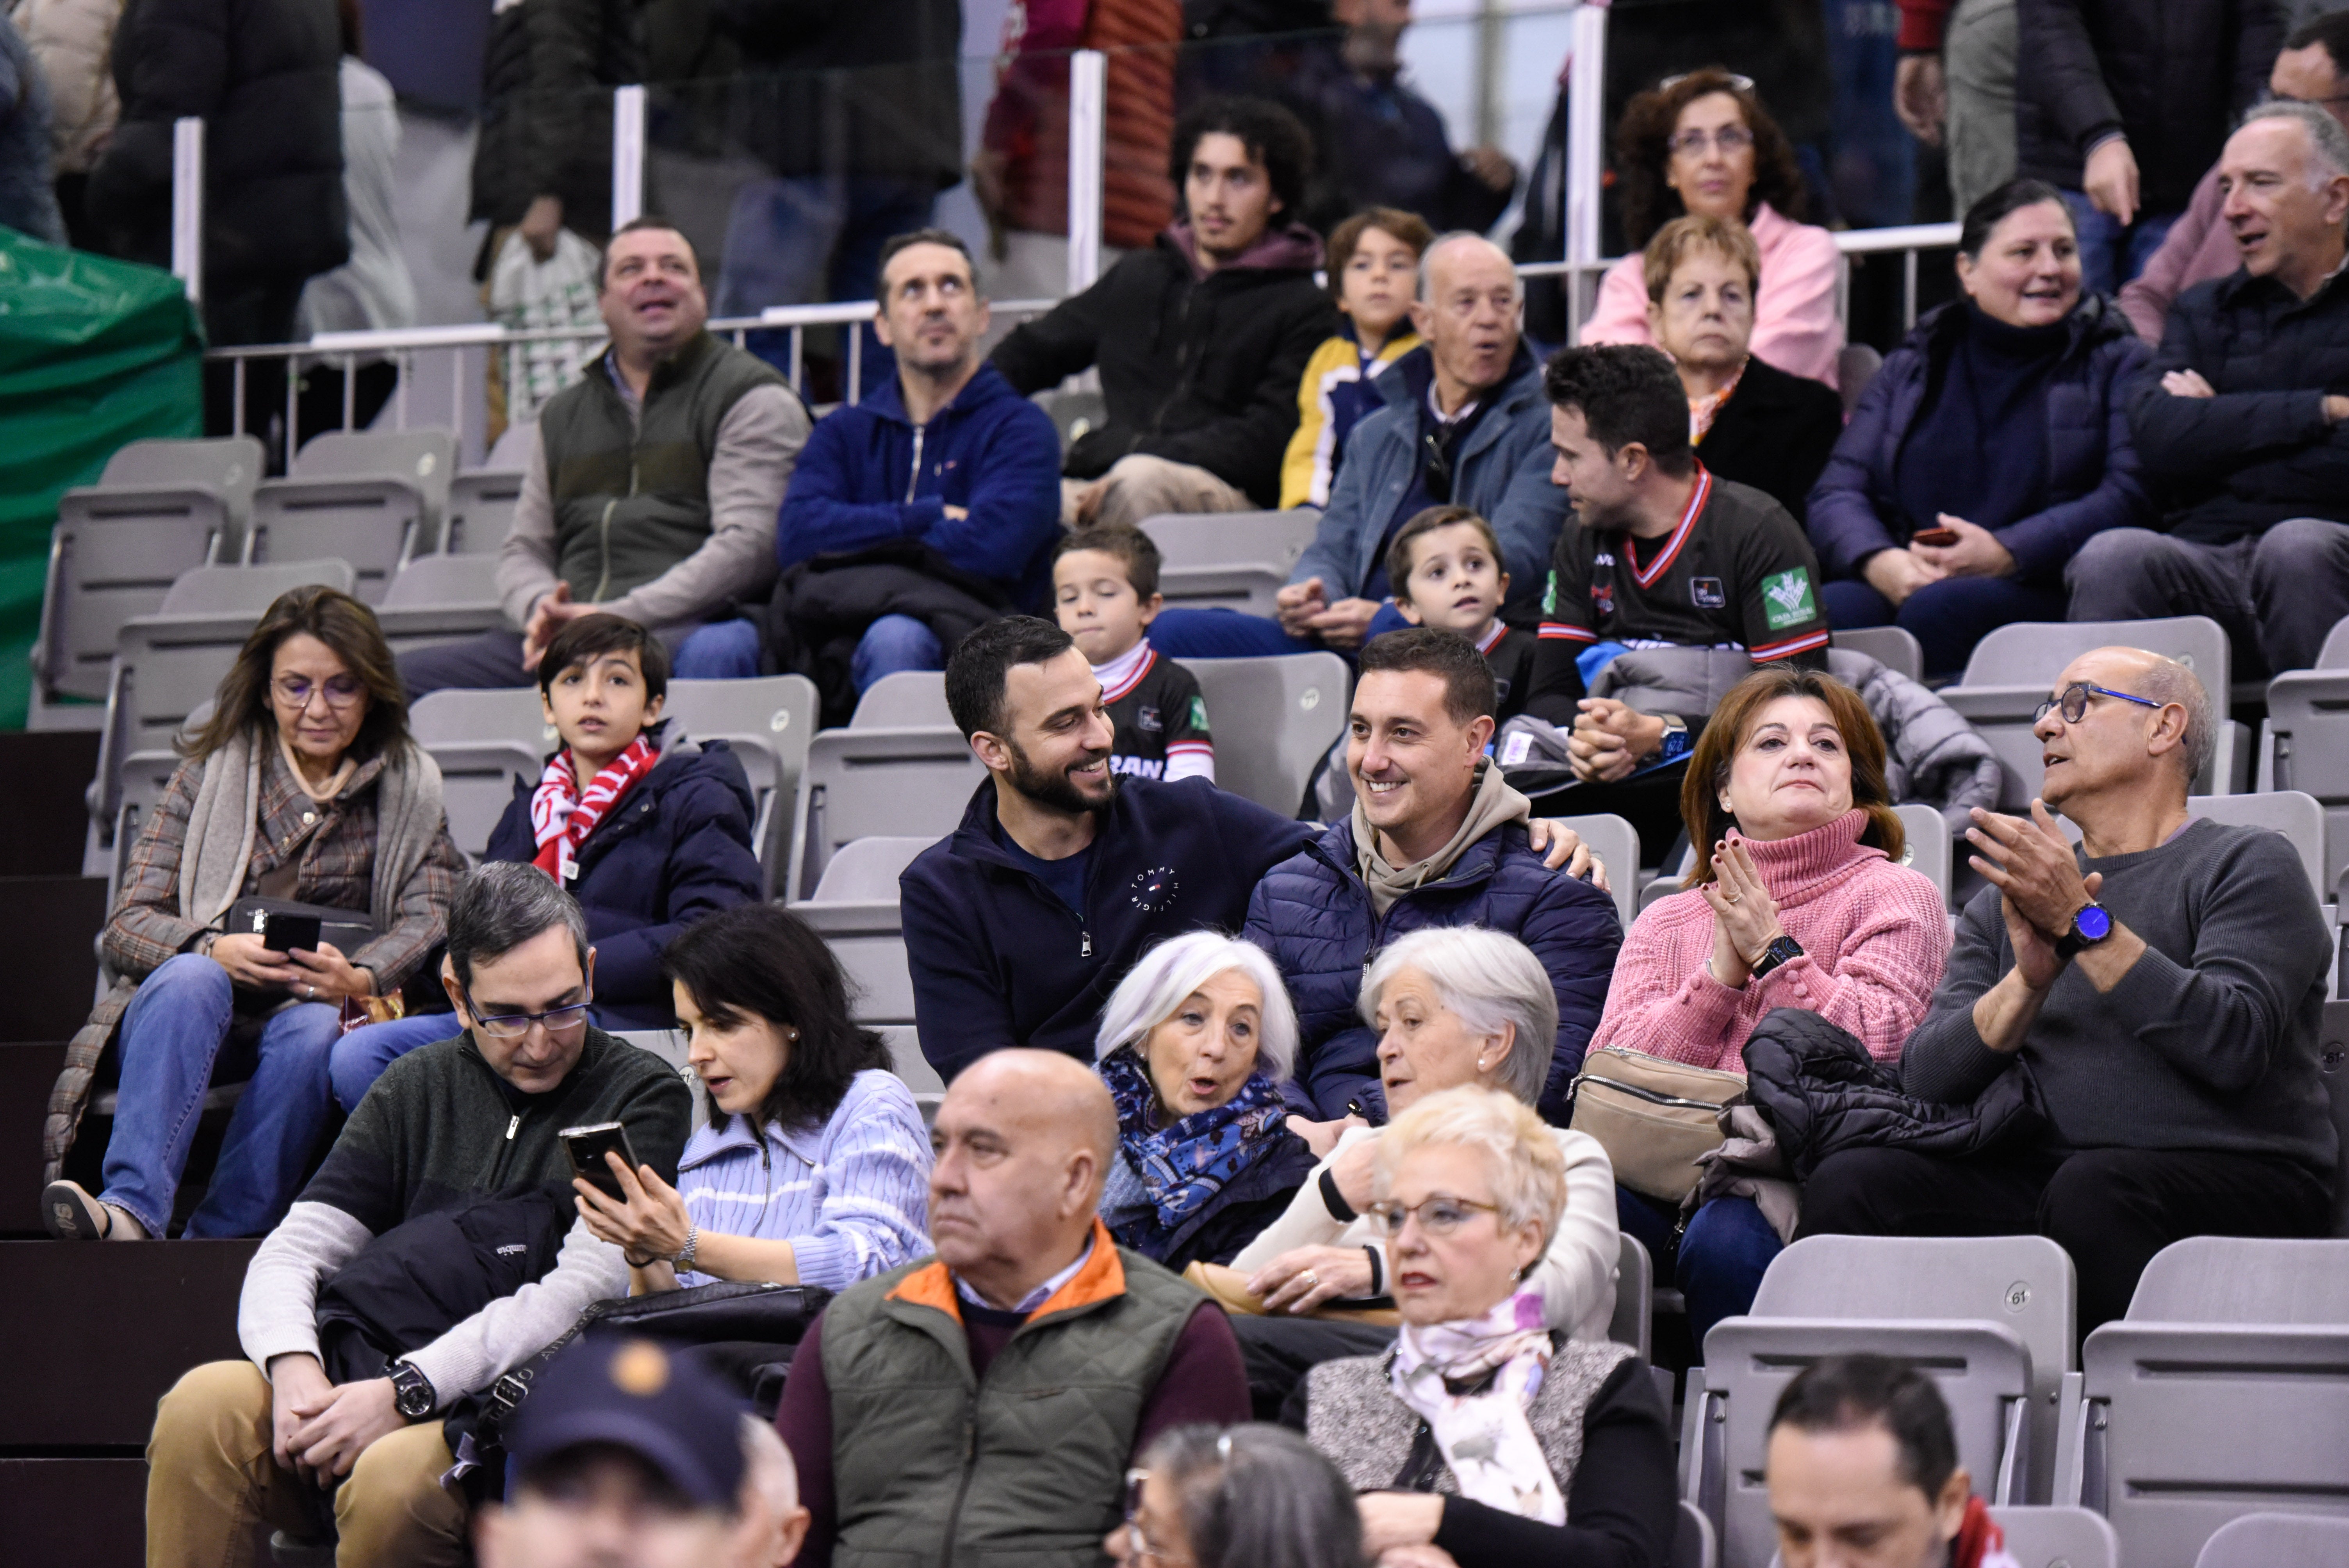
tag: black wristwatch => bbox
[1748,934,1805,980]
[2053,901,2114,962]
[388,1358,437,1420]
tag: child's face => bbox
[1340,225,1420,344]
[542,649,661,759]
[1054,549,1161,663]
[1396,522,1509,633]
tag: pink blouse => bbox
[1580,201,1846,388]
[1588,808,1949,1071]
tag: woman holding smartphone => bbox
[571,902,932,1293]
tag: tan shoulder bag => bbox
[1568,1045,1745,1203]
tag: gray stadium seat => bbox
[1997,1507,2117,1568]
[1892,800,1953,906]
[1611,1232,1652,1358]
[443,469,523,556]
[807,836,938,902]
[2193,1511,2349,1568]
[1831,625,1923,684]
[662,676,818,890]
[1552,813,1639,929]
[409,686,549,750]
[373,554,508,656]
[2185,791,2326,904]
[874,1023,945,1101]
[2067,1237,2349,1568]
[247,431,459,601]
[408,688,550,862]
[852,670,953,729]
[1943,617,2237,805]
[786,726,987,900]
[94,435,266,512]
[1672,1500,1717,1568]
[1174,652,1348,817]
[2258,664,2349,898]
[1690,1235,2075,1567]
[614,1030,704,1132]
[289,429,456,520]
[1143,510,1320,617]
[1039,388,1105,454]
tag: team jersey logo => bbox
[1542,570,1557,615]
[1127,865,1181,912]
[1761,568,1816,631]
[1189,696,1209,731]
[1690,576,1726,609]
[1137,706,1163,732]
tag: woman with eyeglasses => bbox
[1289,1087,1676,1568]
[1109,1423,1363,1568]
[44,586,465,1241]
[1808,178,2154,679]
[570,902,932,1295]
[1580,67,1845,388]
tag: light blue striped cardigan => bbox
[674,1069,933,1291]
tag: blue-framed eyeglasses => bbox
[2033,682,2162,725]
[462,984,592,1040]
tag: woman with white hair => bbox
[1232,927,1619,1340]
[1094,931,1321,1270]
[1291,1087,1675,1568]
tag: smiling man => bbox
[1797,647,2337,1334]
[402,218,811,697]
[145,865,692,1568]
[1246,627,1621,1126]
[2073,100,2349,675]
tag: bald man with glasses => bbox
[1797,646,2338,1335]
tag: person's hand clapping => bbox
[1699,838,1788,987]
[574,1151,694,1267]
[1964,801,2096,945]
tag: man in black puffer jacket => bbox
[470,0,640,269]
[993,94,1338,528]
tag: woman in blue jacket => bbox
[328,615,763,1108]
[1807,179,2154,677]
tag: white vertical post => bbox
[1564,1,1608,339]
[1067,50,1108,294]
[1475,0,1505,150]
[611,86,647,230]
[171,117,204,304]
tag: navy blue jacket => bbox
[899,776,1314,1081]
[1243,816,1621,1124]
[774,360,1064,608]
[483,738,764,1030]
[1807,295,2152,585]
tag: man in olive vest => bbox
[401,218,812,697]
[772,1049,1249,1564]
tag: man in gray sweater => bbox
[145,865,693,1568]
[1798,646,2337,1333]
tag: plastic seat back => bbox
[41,490,232,702]
[851,670,953,729]
[2193,1511,2349,1568]
[1139,509,1320,574]
[1892,801,1953,906]
[410,687,551,752]
[1996,1507,2117,1568]
[807,836,938,902]
[1551,813,1639,929]
[1610,1233,1652,1358]
[787,727,986,900]
[790,897,917,1025]
[2185,791,2325,905]
[1831,625,1923,683]
[290,429,455,520]
[663,676,817,889]
[248,480,424,601]
[444,469,523,556]
[1175,652,1348,817]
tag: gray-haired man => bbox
[2073,102,2349,674]
[144,864,693,1568]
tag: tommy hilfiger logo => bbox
[1127,866,1180,912]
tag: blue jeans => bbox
[329,1012,464,1113]
[850,615,944,693]
[1148,607,1319,659]
[101,954,345,1238]
[1822,574,2067,680]
[2059,190,2176,297]
[1616,1185,1786,1351]
[673,617,764,680]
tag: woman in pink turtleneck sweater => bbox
[1598,666,1948,1345]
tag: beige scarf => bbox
[1352,760,1531,916]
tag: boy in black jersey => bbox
[1053,525,1215,782]
[1387,504,1538,722]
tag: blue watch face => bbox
[2074,903,2112,942]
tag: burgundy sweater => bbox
[1589,809,1950,1069]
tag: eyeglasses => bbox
[1364,1193,1502,1238]
[2032,682,2164,725]
[1121,1470,1196,1566]
[462,984,593,1040]
[272,674,367,711]
[1667,125,1756,158]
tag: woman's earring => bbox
[1719,796,1733,814]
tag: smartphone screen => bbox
[561,1122,639,1200]
[262,913,323,954]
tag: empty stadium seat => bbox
[443,469,523,555]
[408,688,548,861]
[1943,617,2240,804]
[2192,1511,2349,1568]
[662,676,818,891]
[786,727,986,900]
[1673,1500,1718,1568]
[852,670,953,729]
[1039,388,1106,454]
[1892,800,1953,906]
[807,836,938,901]
[787,841,933,1082]
[1174,652,1348,817]
[1142,509,1319,617]
[2065,1237,2349,1568]
[247,431,458,602]
[1997,1507,2118,1568]
[1689,1235,2075,1567]
[1552,813,1640,928]
[372,554,508,656]
[1611,1231,1652,1358]
[2258,640,2349,898]
[1831,624,1924,684]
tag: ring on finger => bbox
[1301,1270,1319,1289]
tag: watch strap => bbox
[389,1358,435,1418]
[1748,934,1805,980]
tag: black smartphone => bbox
[561,1122,640,1200]
[261,912,323,954]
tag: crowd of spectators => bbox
[20,7,2349,1563]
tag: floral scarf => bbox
[1390,1287,1564,1523]
[1097,1049,1294,1234]
[529,735,656,882]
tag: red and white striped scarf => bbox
[530,735,656,881]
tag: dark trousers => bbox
[1617,1185,1786,1351]
[2064,522,2349,677]
[200,282,305,472]
[1822,576,2068,680]
[1796,1142,2333,1335]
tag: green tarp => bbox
[0,230,205,729]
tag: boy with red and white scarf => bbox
[328,615,762,1107]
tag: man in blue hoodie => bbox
[773,229,1064,695]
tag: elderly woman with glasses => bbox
[1091,932,1320,1271]
[1110,1424,1365,1568]
[43,587,466,1242]
[572,903,931,1293]
[1288,1087,1676,1568]
[1234,927,1618,1340]
[1580,67,1844,388]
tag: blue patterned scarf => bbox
[1098,1049,1294,1232]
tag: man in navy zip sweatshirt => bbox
[900,616,1609,1089]
[774,229,1064,693]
